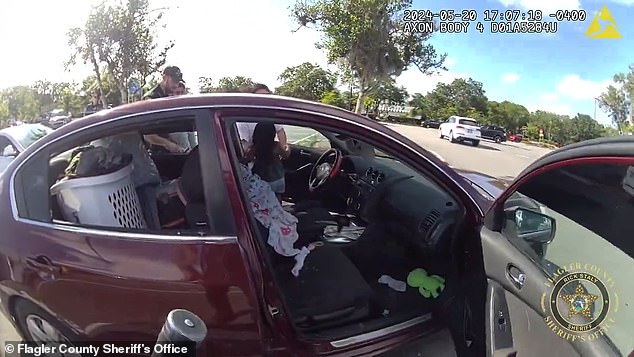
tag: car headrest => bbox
[179,145,205,204]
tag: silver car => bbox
[0,124,53,173]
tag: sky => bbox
[1,0,632,126]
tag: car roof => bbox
[0,123,51,137]
[54,94,380,136]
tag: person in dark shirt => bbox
[143,66,187,153]
[84,91,103,116]
[144,66,184,99]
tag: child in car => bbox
[246,122,291,201]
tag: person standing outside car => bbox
[237,83,289,152]
[84,91,104,116]
[167,81,197,150]
[93,66,183,230]
[143,66,187,153]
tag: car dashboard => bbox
[340,155,462,252]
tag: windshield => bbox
[459,119,478,127]
[13,125,53,149]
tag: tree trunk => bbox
[355,88,365,114]
[88,45,107,109]
[119,86,128,105]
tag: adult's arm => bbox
[144,134,185,153]
[276,127,287,147]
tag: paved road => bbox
[384,123,553,181]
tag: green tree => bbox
[321,90,347,109]
[487,100,530,133]
[0,99,10,127]
[597,84,629,131]
[366,78,409,114]
[291,0,445,113]
[199,76,254,93]
[424,78,488,120]
[67,0,174,104]
[276,62,337,101]
[1,86,40,122]
[80,72,123,107]
[613,64,634,126]
[198,77,215,94]
[528,111,569,144]
[564,113,604,144]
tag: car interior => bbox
[43,116,488,352]
[46,119,207,232]
[222,117,487,350]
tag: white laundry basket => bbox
[50,163,147,229]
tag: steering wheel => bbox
[309,148,343,192]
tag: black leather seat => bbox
[180,148,372,329]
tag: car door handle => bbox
[300,150,312,157]
[507,264,526,289]
[26,256,61,273]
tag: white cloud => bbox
[526,102,573,116]
[497,0,580,13]
[396,57,469,95]
[555,75,612,100]
[501,73,520,84]
[0,0,327,90]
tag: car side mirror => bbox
[513,207,555,243]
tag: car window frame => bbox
[282,124,331,151]
[11,108,236,238]
[0,136,18,157]
[216,106,480,218]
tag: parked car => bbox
[0,95,631,357]
[42,109,72,129]
[508,134,524,142]
[420,119,441,128]
[438,116,482,146]
[479,125,507,143]
[0,123,53,173]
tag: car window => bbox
[458,119,478,126]
[0,137,17,157]
[15,125,53,149]
[283,125,331,150]
[2,144,17,156]
[502,163,633,354]
[15,114,217,236]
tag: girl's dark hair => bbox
[252,122,277,163]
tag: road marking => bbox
[290,132,318,145]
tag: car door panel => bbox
[13,225,263,355]
[482,150,634,357]
[4,108,268,356]
[481,226,618,357]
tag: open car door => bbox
[480,137,634,357]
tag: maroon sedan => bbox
[0,94,632,356]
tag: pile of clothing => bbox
[239,164,311,277]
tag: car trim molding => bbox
[329,314,432,348]
[9,104,482,229]
[21,219,238,243]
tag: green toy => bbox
[407,268,445,298]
